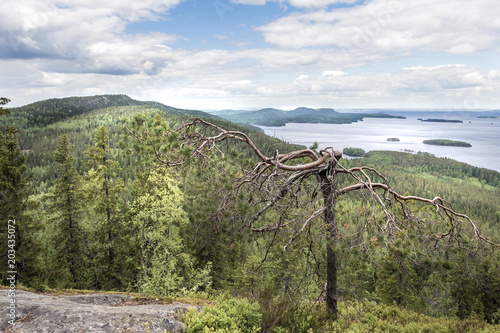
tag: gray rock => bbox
[0,290,198,332]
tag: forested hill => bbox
[1,94,222,129]
[211,106,405,126]
[7,95,303,193]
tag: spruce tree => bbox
[0,98,40,285]
[83,126,125,289]
[49,133,84,287]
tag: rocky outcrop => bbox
[0,290,198,332]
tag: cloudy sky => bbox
[1,0,499,110]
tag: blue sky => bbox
[1,0,499,110]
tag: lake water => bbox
[259,115,500,172]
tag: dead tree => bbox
[126,116,495,320]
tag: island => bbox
[419,119,463,123]
[423,139,472,147]
[343,147,366,157]
[387,138,400,141]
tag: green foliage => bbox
[0,97,11,115]
[324,301,500,333]
[82,126,131,289]
[183,297,500,333]
[45,133,86,288]
[259,297,329,333]
[132,169,212,296]
[183,295,262,333]
[374,248,422,311]
[0,98,42,286]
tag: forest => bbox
[1,95,500,332]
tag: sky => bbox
[1,0,499,110]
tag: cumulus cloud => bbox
[257,0,500,55]
[284,64,500,108]
[0,0,182,69]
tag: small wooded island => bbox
[387,138,400,141]
[418,118,463,123]
[423,139,472,147]
[343,147,366,157]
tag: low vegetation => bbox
[187,297,500,332]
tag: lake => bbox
[259,115,500,172]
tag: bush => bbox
[183,294,262,333]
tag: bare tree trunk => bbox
[164,224,171,297]
[319,163,338,320]
[139,219,146,293]
[144,239,150,286]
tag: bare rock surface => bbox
[0,289,198,332]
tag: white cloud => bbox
[283,65,500,108]
[0,0,182,64]
[284,0,359,8]
[257,0,500,56]
[323,71,345,77]
[231,0,267,5]
[231,0,359,7]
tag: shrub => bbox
[183,294,262,333]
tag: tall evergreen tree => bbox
[83,126,125,289]
[0,98,39,285]
[48,133,85,287]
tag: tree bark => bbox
[319,162,338,320]
[139,219,146,293]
